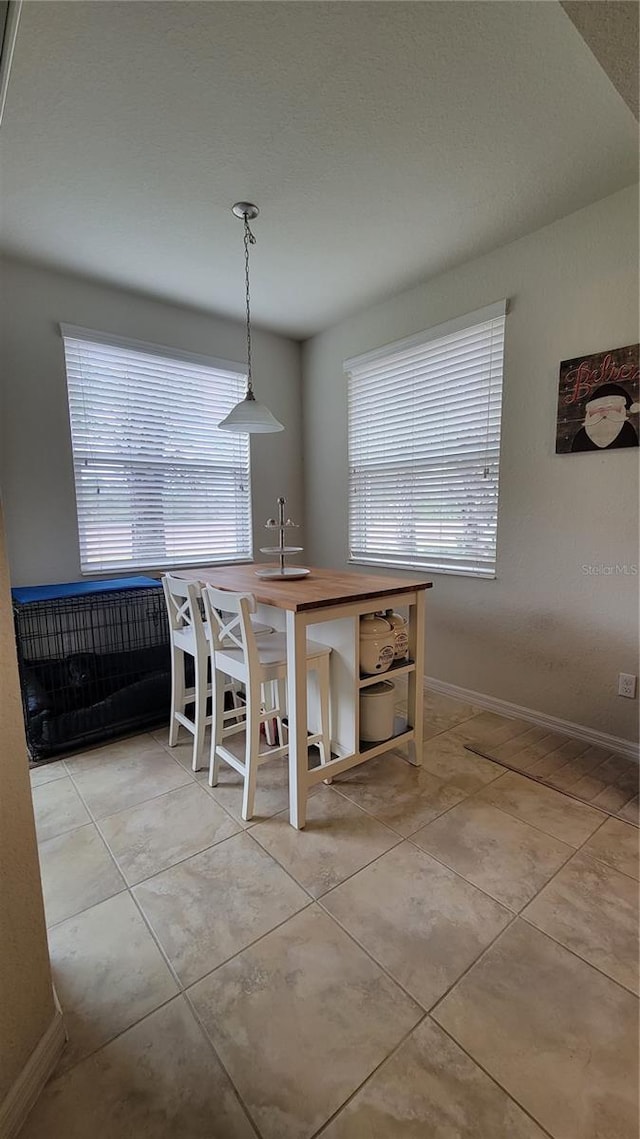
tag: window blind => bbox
[346,302,506,578]
[61,326,252,573]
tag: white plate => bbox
[255,567,311,580]
[259,546,304,555]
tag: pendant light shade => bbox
[219,391,284,433]
[219,202,284,434]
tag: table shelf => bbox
[306,718,414,787]
[359,658,415,688]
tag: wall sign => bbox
[556,343,639,454]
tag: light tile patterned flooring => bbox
[24,691,639,1138]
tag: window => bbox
[346,301,506,578]
[62,326,252,573]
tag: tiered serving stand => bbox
[255,496,310,580]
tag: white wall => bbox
[0,257,303,585]
[302,186,639,743]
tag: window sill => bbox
[349,557,496,580]
[80,557,255,579]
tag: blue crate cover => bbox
[12,576,160,605]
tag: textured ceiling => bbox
[561,0,639,120]
[0,1,637,338]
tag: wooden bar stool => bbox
[202,586,332,821]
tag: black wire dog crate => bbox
[12,577,172,763]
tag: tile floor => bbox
[464,720,639,819]
[22,691,639,1138]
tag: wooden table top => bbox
[175,564,433,613]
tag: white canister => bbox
[360,680,396,742]
[359,613,395,676]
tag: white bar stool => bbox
[162,574,273,772]
[202,586,332,822]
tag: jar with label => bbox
[384,609,409,661]
[359,613,395,676]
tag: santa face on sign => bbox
[571,383,639,452]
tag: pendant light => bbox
[218,202,284,433]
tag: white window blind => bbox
[61,326,252,573]
[346,302,506,578]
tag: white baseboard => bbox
[424,675,640,762]
[0,997,66,1138]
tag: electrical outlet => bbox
[618,673,637,699]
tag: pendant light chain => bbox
[244,213,257,398]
